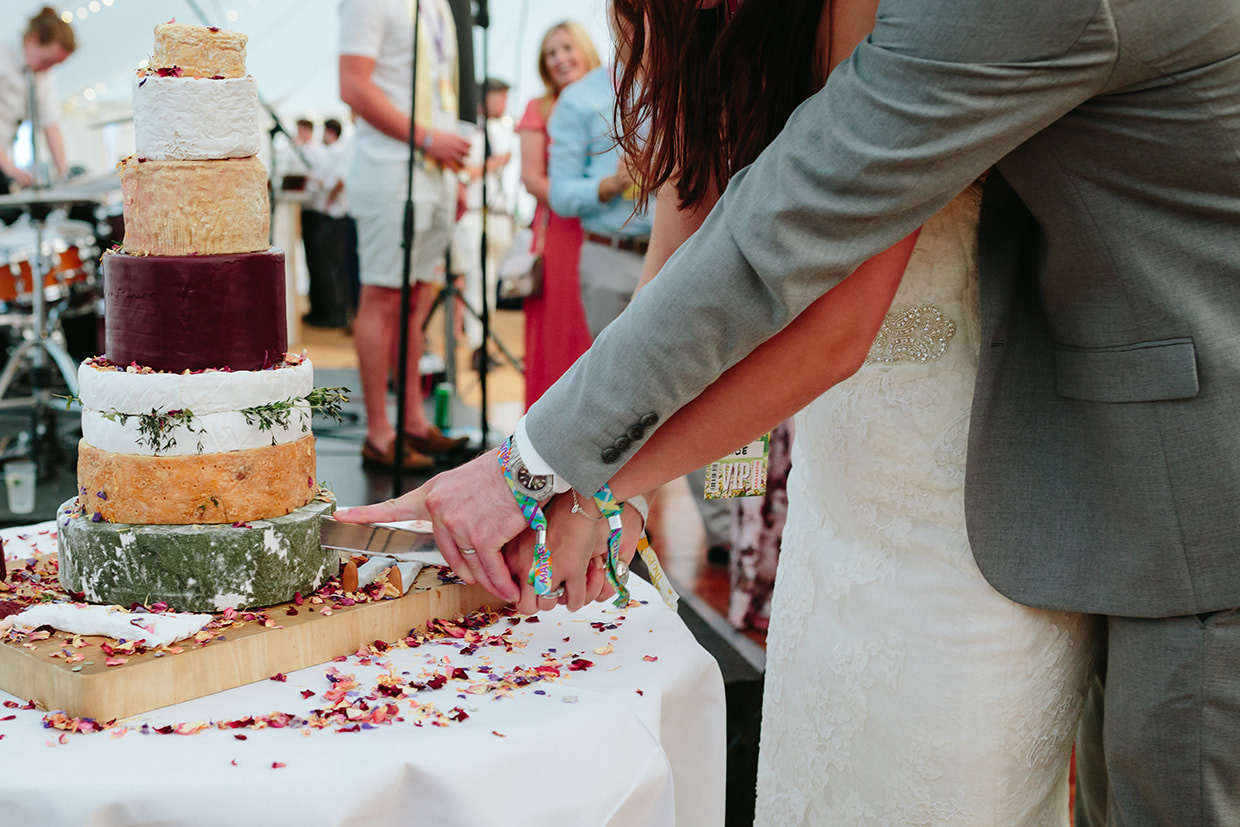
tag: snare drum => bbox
[0,218,98,304]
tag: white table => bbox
[0,523,726,827]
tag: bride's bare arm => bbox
[635,181,721,296]
[607,228,920,502]
[496,225,919,611]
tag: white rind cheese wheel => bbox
[78,358,314,418]
[133,75,259,161]
[81,402,311,456]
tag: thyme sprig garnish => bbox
[306,386,349,423]
[73,387,349,452]
[240,387,350,441]
[98,408,206,455]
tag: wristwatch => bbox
[505,440,555,502]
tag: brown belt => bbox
[585,231,650,256]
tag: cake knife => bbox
[321,518,568,600]
[319,517,442,560]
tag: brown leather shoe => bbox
[404,426,469,455]
[361,439,434,471]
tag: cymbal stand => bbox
[0,204,81,471]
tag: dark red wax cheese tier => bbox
[103,249,288,372]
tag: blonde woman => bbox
[516,21,600,409]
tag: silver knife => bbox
[319,517,441,558]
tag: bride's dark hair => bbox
[612,0,826,211]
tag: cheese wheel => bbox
[78,358,313,418]
[77,436,318,525]
[133,75,259,161]
[81,403,312,457]
[151,23,247,79]
[58,496,337,612]
[121,156,269,256]
[102,249,287,372]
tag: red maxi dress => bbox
[517,97,592,409]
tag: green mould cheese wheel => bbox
[57,496,337,612]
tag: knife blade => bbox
[320,517,441,559]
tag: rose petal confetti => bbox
[0,542,647,745]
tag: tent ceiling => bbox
[38,0,614,130]
[39,0,343,129]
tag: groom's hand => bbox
[334,448,525,603]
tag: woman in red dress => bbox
[517,21,601,409]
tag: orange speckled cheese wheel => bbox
[151,22,247,79]
[77,436,318,525]
[121,156,269,255]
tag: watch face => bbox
[517,466,547,492]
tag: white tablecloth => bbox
[0,523,726,827]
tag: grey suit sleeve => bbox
[526,0,1119,494]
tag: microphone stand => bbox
[391,0,425,497]
[474,0,493,450]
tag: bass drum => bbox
[0,217,99,304]
[0,216,103,362]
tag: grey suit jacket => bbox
[525,0,1240,617]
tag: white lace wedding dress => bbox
[754,187,1096,826]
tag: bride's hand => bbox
[503,493,608,614]
[502,493,647,614]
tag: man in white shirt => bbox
[339,0,472,470]
[304,118,356,328]
[0,9,76,204]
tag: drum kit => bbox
[0,172,119,470]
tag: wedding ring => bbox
[543,586,565,599]
[615,559,630,586]
[459,547,477,555]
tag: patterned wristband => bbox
[497,437,554,596]
[591,483,630,607]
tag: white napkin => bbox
[4,603,211,647]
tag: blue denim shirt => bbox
[547,66,653,239]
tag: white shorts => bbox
[348,159,456,288]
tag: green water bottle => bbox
[433,382,453,431]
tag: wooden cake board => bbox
[0,568,505,722]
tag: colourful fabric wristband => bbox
[591,483,630,607]
[498,437,554,596]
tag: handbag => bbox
[497,210,549,303]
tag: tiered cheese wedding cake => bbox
[57,23,338,612]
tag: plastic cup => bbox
[4,460,36,514]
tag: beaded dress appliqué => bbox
[755,189,1095,826]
